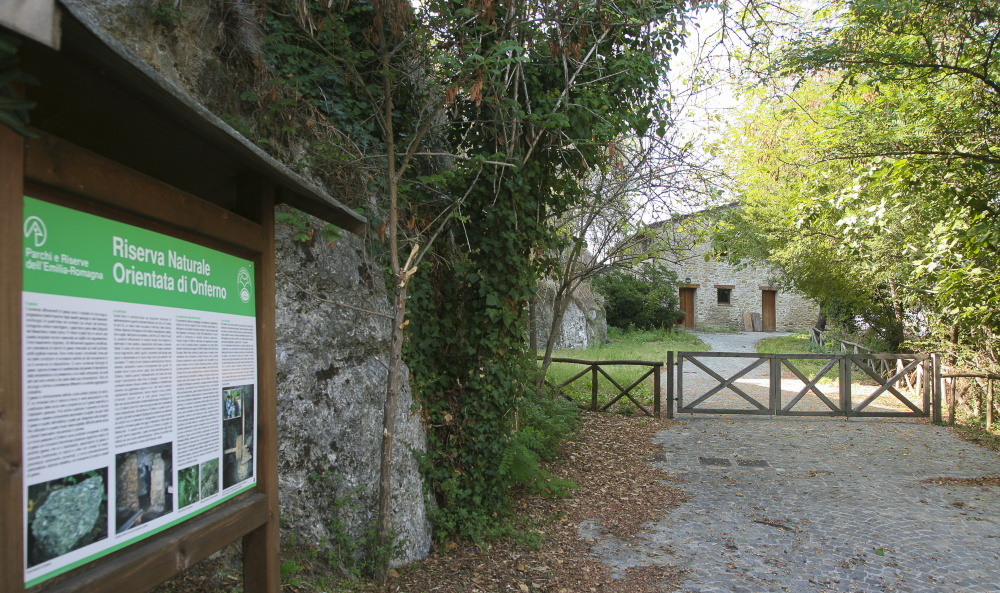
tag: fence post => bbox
[840,355,852,416]
[591,365,598,412]
[770,355,781,414]
[987,377,993,430]
[949,377,957,426]
[932,353,942,424]
[922,359,930,415]
[666,351,674,419]
[653,364,661,418]
[676,353,683,412]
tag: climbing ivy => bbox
[0,33,39,138]
[251,0,685,541]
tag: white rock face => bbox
[533,277,608,350]
[275,225,431,567]
[65,0,433,567]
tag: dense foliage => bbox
[0,33,39,138]
[594,264,683,330]
[716,0,1000,359]
[252,0,687,543]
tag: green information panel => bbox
[22,196,256,314]
[22,197,259,587]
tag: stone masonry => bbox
[657,218,819,331]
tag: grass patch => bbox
[693,325,742,334]
[755,333,839,384]
[542,327,707,409]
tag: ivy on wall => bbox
[241,0,683,541]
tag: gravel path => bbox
[581,331,1000,592]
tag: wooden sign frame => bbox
[2,128,280,593]
[1,6,365,591]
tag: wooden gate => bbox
[674,352,934,418]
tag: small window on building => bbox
[717,288,731,305]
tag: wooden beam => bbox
[591,366,598,413]
[24,132,266,253]
[277,186,366,237]
[653,365,661,419]
[242,175,280,593]
[932,353,943,424]
[988,379,994,430]
[543,358,666,365]
[0,116,25,593]
[35,493,269,593]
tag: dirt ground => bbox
[152,411,687,593]
[390,412,687,593]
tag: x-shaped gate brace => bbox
[675,352,933,417]
[780,358,840,413]
[681,356,769,412]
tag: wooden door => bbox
[762,290,776,332]
[679,288,695,329]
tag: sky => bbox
[669,7,742,151]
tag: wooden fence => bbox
[939,372,999,428]
[542,356,667,417]
[810,328,910,379]
[812,329,1000,427]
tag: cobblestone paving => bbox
[581,332,1000,592]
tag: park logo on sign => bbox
[237,267,252,303]
[23,216,47,247]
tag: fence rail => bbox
[810,328,900,377]
[812,329,1000,426]
[539,344,996,427]
[542,357,666,417]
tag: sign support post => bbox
[241,173,280,593]
[1,117,26,593]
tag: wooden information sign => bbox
[1,4,365,593]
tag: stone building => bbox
[656,211,820,332]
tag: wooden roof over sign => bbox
[13,0,366,236]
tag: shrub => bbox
[518,392,579,460]
[594,264,683,330]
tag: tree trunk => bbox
[815,310,826,331]
[887,280,905,351]
[951,325,960,365]
[375,283,405,582]
[529,295,537,352]
[375,29,399,583]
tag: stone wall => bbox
[660,224,820,331]
[68,0,432,566]
[533,276,607,350]
[275,224,431,567]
